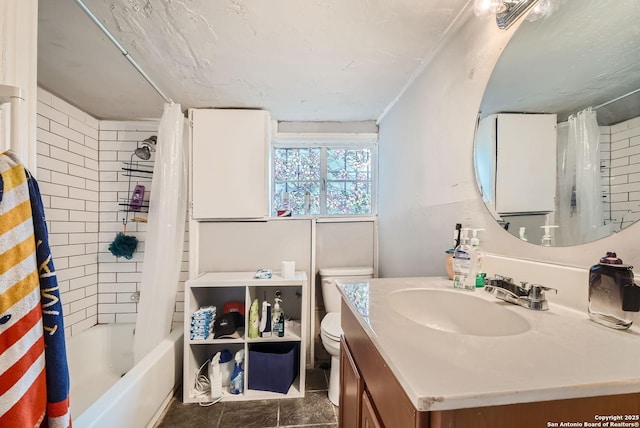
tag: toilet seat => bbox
[321,312,342,341]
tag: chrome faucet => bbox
[485,275,557,311]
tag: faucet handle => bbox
[495,274,513,283]
[529,284,557,300]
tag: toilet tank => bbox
[319,267,374,313]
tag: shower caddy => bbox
[118,141,155,224]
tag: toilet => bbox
[319,267,374,406]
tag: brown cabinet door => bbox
[339,336,363,428]
[361,391,383,428]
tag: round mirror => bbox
[474,0,640,247]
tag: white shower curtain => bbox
[559,107,607,244]
[134,103,187,364]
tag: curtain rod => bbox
[73,0,172,104]
[593,87,640,110]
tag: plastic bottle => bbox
[452,228,476,291]
[470,228,486,287]
[272,290,285,337]
[540,225,559,247]
[248,298,260,339]
[259,292,272,338]
[229,349,245,394]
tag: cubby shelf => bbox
[183,271,308,403]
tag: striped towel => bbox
[0,151,71,428]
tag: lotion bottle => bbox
[470,228,486,287]
[248,298,260,339]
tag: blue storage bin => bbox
[248,343,298,394]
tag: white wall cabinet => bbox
[189,109,270,219]
[475,113,557,214]
[183,271,308,403]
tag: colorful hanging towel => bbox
[0,151,71,428]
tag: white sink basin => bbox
[388,288,530,337]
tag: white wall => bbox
[0,0,37,172]
[377,10,640,312]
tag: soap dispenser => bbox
[453,228,476,291]
[588,252,640,329]
[469,229,485,287]
[540,225,559,247]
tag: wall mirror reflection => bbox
[474,0,640,247]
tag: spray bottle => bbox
[208,352,223,400]
[272,290,285,337]
[229,349,245,395]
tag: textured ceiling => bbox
[37,0,471,121]
[480,0,640,126]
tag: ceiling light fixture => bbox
[474,0,545,30]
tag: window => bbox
[272,139,376,216]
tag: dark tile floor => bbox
[155,368,337,428]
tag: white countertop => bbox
[338,277,640,411]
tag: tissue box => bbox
[248,343,298,394]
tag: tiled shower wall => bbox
[606,116,640,229]
[36,88,187,337]
[36,88,100,337]
[97,120,158,324]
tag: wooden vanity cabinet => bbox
[340,301,428,428]
[340,300,640,428]
[339,335,363,428]
[361,391,383,428]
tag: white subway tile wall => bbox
[605,117,640,229]
[36,88,187,337]
[37,87,100,338]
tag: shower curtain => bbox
[557,108,607,245]
[134,103,186,364]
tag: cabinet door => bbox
[361,391,383,428]
[494,113,557,214]
[339,336,363,428]
[190,109,270,219]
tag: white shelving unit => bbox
[183,271,308,403]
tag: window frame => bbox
[271,133,378,217]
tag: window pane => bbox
[326,181,372,215]
[327,148,371,181]
[274,182,321,216]
[273,147,322,215]
[274,148,321,181]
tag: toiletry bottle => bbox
[588,252,640,329]
[452,228,476,291]
[445,224,462,280]
[259,292,272,337]
[470,228,486,287]
[208,352,223,400]
[519,227,528,242]
[540,225,559,247]
[248,298,260,339]
[272,290,285,337]
[229,349,245,394]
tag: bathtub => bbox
[66,323,183,428]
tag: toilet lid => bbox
[321,312,343,339]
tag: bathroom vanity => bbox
[338,277,640,428]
